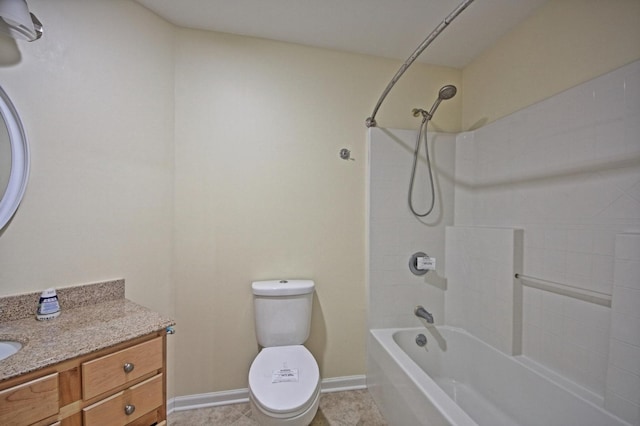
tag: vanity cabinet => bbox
[0,331,167,426]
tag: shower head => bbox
[423,84,457,120]
[438,85,457,100]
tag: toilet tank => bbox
[252,280,314,347]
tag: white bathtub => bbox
[367,326,629,426]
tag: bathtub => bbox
[367,326,629,426]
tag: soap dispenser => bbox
[36,288,61,321]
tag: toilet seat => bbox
[249,345,320,417]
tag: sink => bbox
[0,341,22,361]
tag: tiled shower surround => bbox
[368,60,639,425]
[368,129,456,329]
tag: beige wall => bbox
[0,0,175,309]
[462,0,640,130]
[0,0,176,388]
[10,0,637,402]
[172,28,460,395]
[0,0,461,398]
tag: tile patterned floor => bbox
[168,389,388,425]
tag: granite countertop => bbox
[0,280,175,382]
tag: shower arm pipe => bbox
[365,0,474,128]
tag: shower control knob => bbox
[409,252,430,276]
[123,362,135,373]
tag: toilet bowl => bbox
[249,345,320,425]
[248,280,320,425]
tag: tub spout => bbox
[414,305,434,324]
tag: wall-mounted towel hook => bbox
[339,148,355,161]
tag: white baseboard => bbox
[319,375,367,393]
[168,375,367,414]
[170,388,249,413]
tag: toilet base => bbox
[249,389,320,426]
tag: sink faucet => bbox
[414,305,434,324]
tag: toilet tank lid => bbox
[252,280,315,296]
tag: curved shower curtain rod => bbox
[365,0,475,128]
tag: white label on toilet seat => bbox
[272,368,299,383]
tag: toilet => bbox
[248,280,320,426]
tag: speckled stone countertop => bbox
[0,279,175,382]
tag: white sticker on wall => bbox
[272,368,299,383]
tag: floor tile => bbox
[168,389,387,425]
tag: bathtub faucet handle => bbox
[414,305,434,324]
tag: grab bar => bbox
[514,273,612,307]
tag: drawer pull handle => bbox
[123,362,135,373]
[124,404,136,415]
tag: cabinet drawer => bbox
[82,337,163,400]
[83,373,163,426]
[0,373,59,426]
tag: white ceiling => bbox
[134,0,548,69]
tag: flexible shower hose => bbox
[408,117,436,217]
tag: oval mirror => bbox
[0,85,29,231]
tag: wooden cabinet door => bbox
[0,373,59,426]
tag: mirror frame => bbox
[0,85,30,231]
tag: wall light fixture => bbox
[0,0,43,42]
